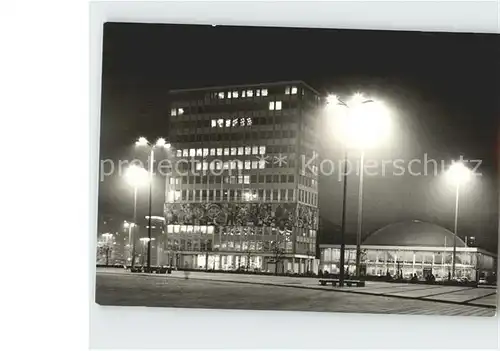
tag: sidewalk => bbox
[96,268,497,309]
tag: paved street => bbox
[95,269,496,316]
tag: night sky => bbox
[99,23,499,252]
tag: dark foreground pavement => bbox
[95,272,496,316]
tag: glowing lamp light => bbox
[327,93,391,150]
[447,161,473,185]
[326,94,340,105]
[155,138,167,147]
[136,137,149,146]
[125,164,149,188]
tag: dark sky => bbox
[99,23,499,251]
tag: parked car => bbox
[478,277,487,285]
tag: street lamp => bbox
[135,137,170,270]
[446,160,473,278]
[326,93,391,285]
[125,164,149,267]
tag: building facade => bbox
[319,221,497,281]
[163,81,321,273]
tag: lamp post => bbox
[326,93,391,281]
[125,164,149,267]
[135,137,170,270]
[446,160,472,278]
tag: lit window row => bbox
[168,174,295,186]
[285,86,298,95]
[300,175,318,188]
[167,189,295,202]
[166,224,215,234]
[211,117,253,128]
[269,101,282,111]
[194,160,265,171]
[170,108,184,116]
[166,227,316,238]
[299,189,318,206]
[176,146,266,158]
[217,88,268,100]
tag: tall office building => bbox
[164,81,321,273]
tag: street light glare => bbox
[155,138,166,147]
[329,96,392,149]
[447,161,472,185]
[326,94,340,105]
[125,164,150,188]
[348,92,366,106]
[136,137,149,146]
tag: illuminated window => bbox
[227,91,232,99]
[291,86,298,95]
[285,87,290,95]
[246,117,252,126]
[211,120,217,127]
[225,119,231,128]
[240,117,246,126]
[245,160,251,169]
[182,149,188,157]
[217,119,224,128]
[174,190,181,201]
[231,147,237,156]
[256,89,261,97]
[230,161,236,170]
[196,148,203,156]
[259,160,265,169]
[202,161,208,170]
[207,226,214,234]
[195,163,202,171]
[269,101,275,110]
[189,149,196,157]
[252,146,259,155]
[173,225,180,233]
[244,175,250,184]
[203,148,209,157]
[231,91,237,98]
[237,147,243,155]
[275,101,282,110]
[232,118,238,127]
[170,108,177,116]
[217,148,223,156]
[241,91,246,98]
[261,89,268,96]
[245,146,251,155]
[223,162,229,170]
[178,108,184,115]
[247,90,253,97]
[259,146,266,154]
[252,160,258,169]
[176,150,182,157]
[238,175,243,184]
[224,148,229,156]
[210,148,216,156]
[218,92,225,99]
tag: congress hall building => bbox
[163,81,322,273]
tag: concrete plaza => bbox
[95,268,497,316]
